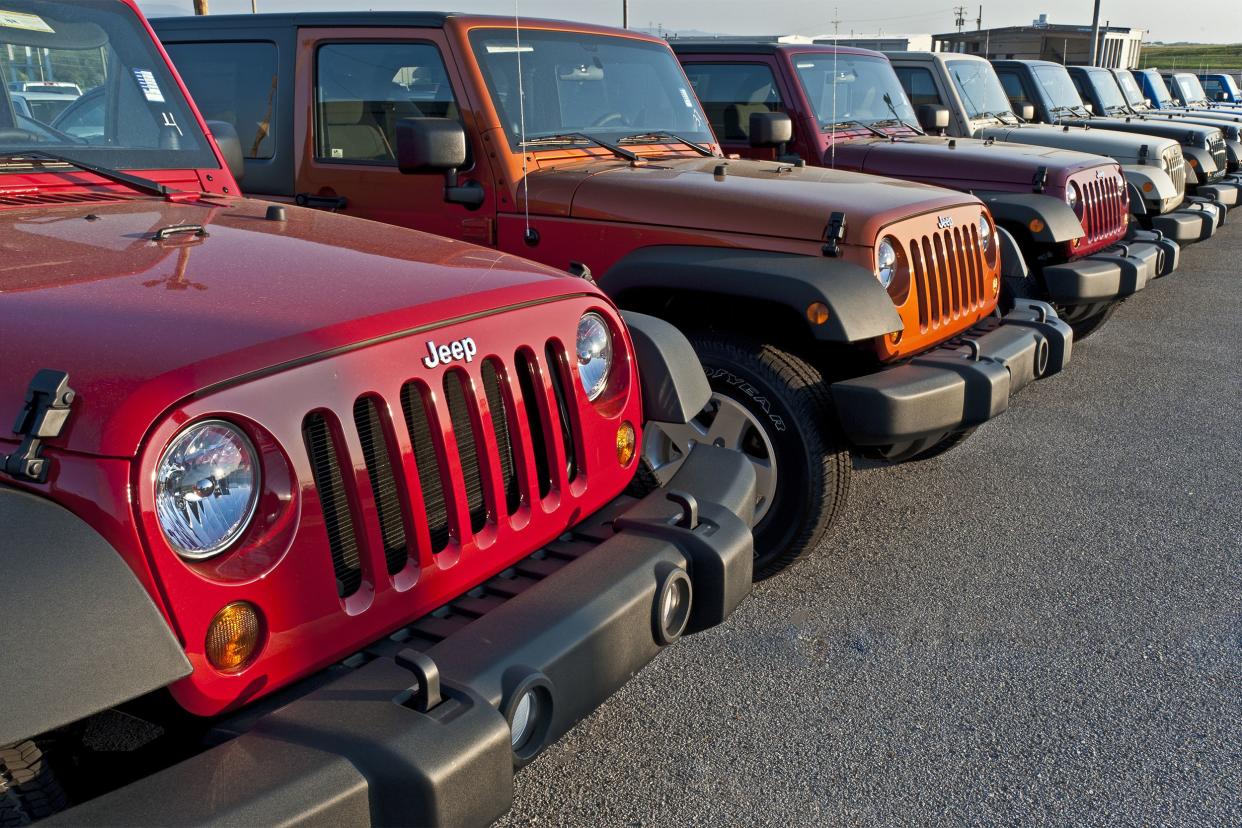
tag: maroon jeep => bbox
[672,41,1177,338]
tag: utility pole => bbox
[193,0,208,14]
[622,0,628,29]
[976,5,982,31]
[1088,0,1102,66]
[953,6,967,32]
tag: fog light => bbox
[1028,218,1045,233]
[806,302,830,325]
[510,690,537,749]
[206,601,262,672]
[889,330,902,345]
[653,567,693,645]
[616,421,636,466]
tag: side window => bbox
[894,67,942,107]
[1070,73,1092,102]
[681,62,783,141]
[1202,78,1222,97]
[315,42,460,164]
[165,42,279,160]
[50,90,105,142]
[996,71,1029,105]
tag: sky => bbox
[136,0,1242,44]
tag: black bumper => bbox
[1041,237,1168,306]
[1197,177,1241,207]
[50,445,756,827]
[1150,199,1223,243]
[831,302,1072,458]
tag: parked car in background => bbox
[0,2,757,824]
[156,11,1073,578]
[670,41,1171,338]
[1162,71,1242,111]
[6,80,82,96]
[887,52,1219,245]
[1198,72,1242,104]
[10,90,79,124]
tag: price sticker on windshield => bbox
[0,10,54,33]
[132,69,166,103]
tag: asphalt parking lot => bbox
[500,222,1242,827]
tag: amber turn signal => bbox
[1187,156,1198,167]
[206,601,263,672]
[1028,218,1045,233]
[1142,181,1154,193]
[806,302,830,325]
[616,421,636,466]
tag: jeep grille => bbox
[303,344,580,599]
[1071,169,1129,252]
[907,222,988,333]
[1208,133,1228,180]
[1163,145,1186,193]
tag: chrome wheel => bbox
[642,392,778,523]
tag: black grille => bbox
[401,382,450,553]
[444,371,488,534]
[303,412,363,597]
[481,359,521,514]
[545,342,580,484]
[353,397,408,575]
[515,350,553,499]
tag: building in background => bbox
[932,15,1146,68]
[664,33,933,52]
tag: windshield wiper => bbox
[880,93,924,135]
[825,119,887,138]
[0,150,175,197]
[615,131,715,157]
[519,132,638,162]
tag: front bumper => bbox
[50,445,756,827]
[1196,176,1241,207]
[831,302,1072,459]
[1041,236,1169,306]
[1150,198,1223,243]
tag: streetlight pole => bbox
[1088,0,1102,65]
[193,0,208,14]
[622,0,629,29]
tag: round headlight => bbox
[876,238,898,288]
[978,214,994,252]
[156,420,260,559]
[575,312,613,401]
[1066,183,1080,213]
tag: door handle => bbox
[295,193,348,211]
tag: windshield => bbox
[790,53,917,129]
[1033,65,1085,112]
[1174,73,1207,103]
[1087,70,1129,111]
[0,0,213,170]
[1116,71,1145,106]
[1142,71,1173,105]
[468,28,712,148]
[1222,75,1242,97]
[945,59,1015,120]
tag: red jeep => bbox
[672,42,1177,339]
[154,12,1073,577]
[0,2,756,823]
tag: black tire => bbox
[1,740,69,826]
[1068,303,1118,340]
[688,334,851,580]
[916,427,978,461]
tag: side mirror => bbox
[205,119,244,182]
[1020,103,1036,121]
[1084,102,1094,114]
[748,111,793,148]
[395,117,483,208]
[916,104,950,132]
[1144,98,1153,107]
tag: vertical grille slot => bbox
[515,350,552,499]
[303,412,363,598]
[910,240,929,332]
[545,342,579,484]
[353,397,408,575]
[481,359,521,515]
[921,236,940,329]
[444,371,488,534]
[401,382,450,553]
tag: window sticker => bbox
[0,10,54,33]
[132,69,166,103]
[678,87,693,107]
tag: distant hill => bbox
[1141,43,1242,73]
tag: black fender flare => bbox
[602,245,902,343]
[0,488,191,746]
[619,310,711,425]
[1126,181,1149,215]
[974,191,1084,244]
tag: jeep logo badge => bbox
[936,215,953,229]
[423,337,478,369]
[1096,168,1110,179]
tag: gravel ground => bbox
[500,223,1242,826]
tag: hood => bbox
[527,155,975,245]
[0,196,587,458]
[835,135,1108,190]
[1061,116,1219,144]
[978,122,1178,164]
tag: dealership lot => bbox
[502,223,1242,826]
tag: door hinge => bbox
[2,370,76,483]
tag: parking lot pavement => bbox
[500,223,1242,827]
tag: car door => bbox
[294,28,497,245]
[679,59,795,160]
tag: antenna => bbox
[830,7,839,169]
[515,1,533,244]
